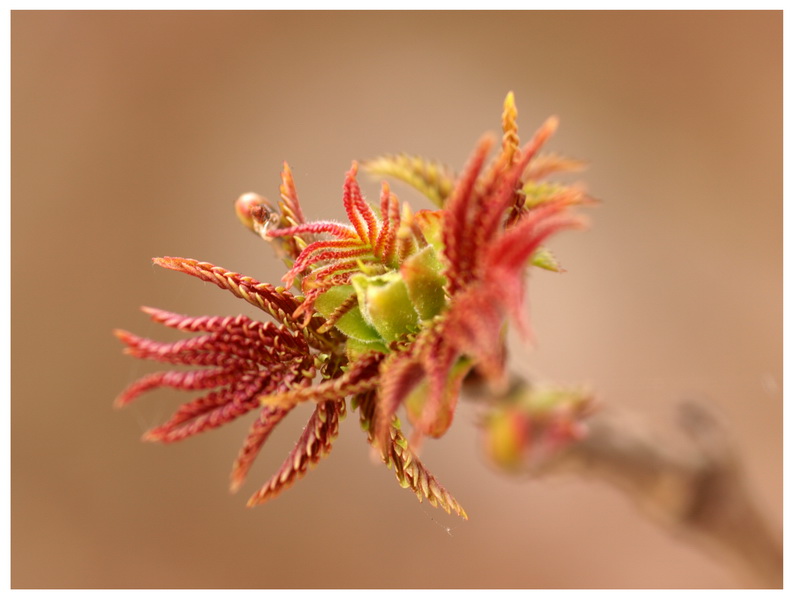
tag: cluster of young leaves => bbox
[116,92,590,518]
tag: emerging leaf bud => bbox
[235,192,279,236]
[481,384,594,472]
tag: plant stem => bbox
[464,374,783,588]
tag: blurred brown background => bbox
[11,11,781,588]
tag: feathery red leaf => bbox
[247,399,346,506]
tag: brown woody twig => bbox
[465,374,782,588]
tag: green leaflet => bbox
[345,337,390,359]
[314,285,381,342]
[400,245,447,321]
[520,181,567,209]
[317,241,449,351]
[352,272,421,343]
[530,247,563,272]
[414,209,444,252]
[362,155,455,208]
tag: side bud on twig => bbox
[475,376,595,472]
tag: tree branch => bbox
[464,374,782,588]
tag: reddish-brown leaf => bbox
[247,399,346,506]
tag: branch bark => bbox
[464,374,782,588]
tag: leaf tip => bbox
[151,256,174,270]
[543,115,560,136]
[141,429,162,443]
